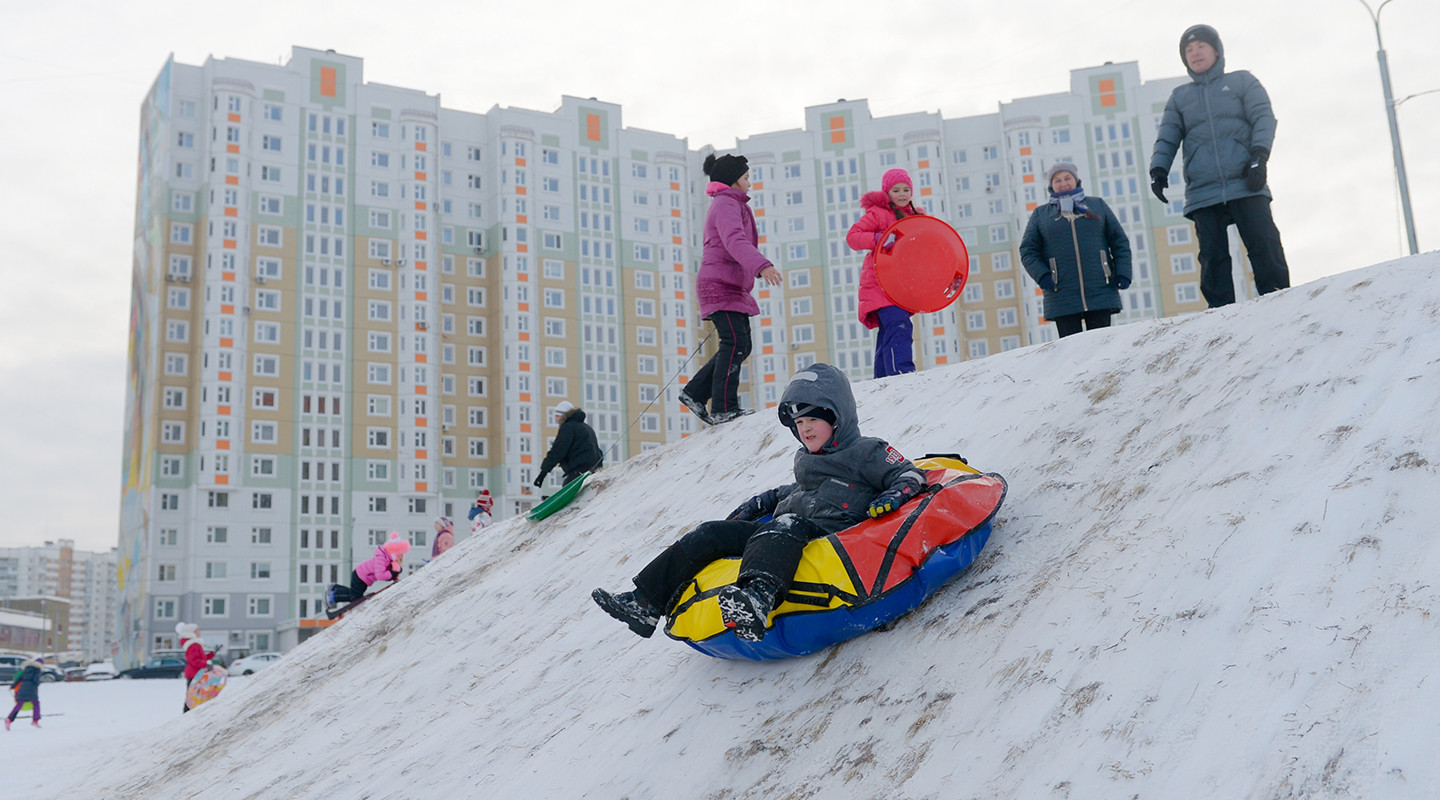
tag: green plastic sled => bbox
[528,472,590,521]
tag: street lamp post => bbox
[1358,0,1419,255]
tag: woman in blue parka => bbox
[1020,162,1133,338]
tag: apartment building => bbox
[0,540,119,662]
[119,47,1224,666]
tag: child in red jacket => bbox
[176,623,218,713]
[325,532,410,611]
[848,168,926,378]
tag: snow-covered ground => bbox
[11,255,1440,799]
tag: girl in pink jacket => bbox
[325,532,410,610]
[847,168,926,378]
[678,153,782,426]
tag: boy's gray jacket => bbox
[766,363,926,534]
[1149,47,1276,214]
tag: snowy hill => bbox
[58,256,1440,798]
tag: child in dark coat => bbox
[325,532,410,611]
[6,657,43,729]
[593,362,927,641]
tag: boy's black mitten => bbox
[1243,148,1268,192]
[727,488,782,522]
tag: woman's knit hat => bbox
[1047,162,1081,185]
[175,622,198,639]
[881,168,913,194]
[382,531,412,556]
[703,153,749,187]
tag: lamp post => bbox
[1357,0,1419,255]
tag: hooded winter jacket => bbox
[181,635,216,681]
[753,363,926,534]
[847,191,926,329]
[355,545,402,587]
[1019,194,1132,319]
[697,183,773,319]
[10,659,41,703]
[1150,27,1276,214]
[538,408,603,484]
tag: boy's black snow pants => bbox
[632,515,829,611]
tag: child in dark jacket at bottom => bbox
[6,657,44,729]
[593,362,926,641]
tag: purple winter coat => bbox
[355,546,400,586]
[697,183,773,319]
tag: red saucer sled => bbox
[873,215,970,313]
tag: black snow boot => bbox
[592,588,662,638]
[717,577,781,642]
[678,392,713,425]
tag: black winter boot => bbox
[717,577,781,641]
[591,588,662,638]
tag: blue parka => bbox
[1019,194,1132,319]
[1149,28,1276,215]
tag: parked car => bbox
[64,666,88,682]
[0,653,62,682]
[83,662,116,680]
[117,656,186,679]
[228,652,283,675]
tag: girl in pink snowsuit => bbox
[848,168,926,378]
[326,532,410,609]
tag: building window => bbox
[202,596,227,616]
[247,596,273,617]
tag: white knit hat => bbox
[555,400,575,416]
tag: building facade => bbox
[0,540,118,662]
[119,48,1229,665]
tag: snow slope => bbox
[31,256,1440,798]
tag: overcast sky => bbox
[2,0,1435,551]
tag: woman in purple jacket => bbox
[678,153,782,425]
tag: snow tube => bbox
[664,457,1006,660]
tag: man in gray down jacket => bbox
[1149,24,1291,308]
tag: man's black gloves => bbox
[1243,148,1268,192]
[1149,168,1169,203]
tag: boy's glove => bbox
[1115,275,1132,290]
[867,488,910,519]
[728,488,782,522]
[1243,148,1268,192]
[532,473,546,488]
[1038,274,1055,292]
[1149,168,1169,203]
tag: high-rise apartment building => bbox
[0,540,118,662]
[118,47,1224,666]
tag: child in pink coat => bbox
[431,516,456,560]
[678,153,782,425]
[325,532,410,611]
[847,168,926,378]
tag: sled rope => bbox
[586,330,714,474]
